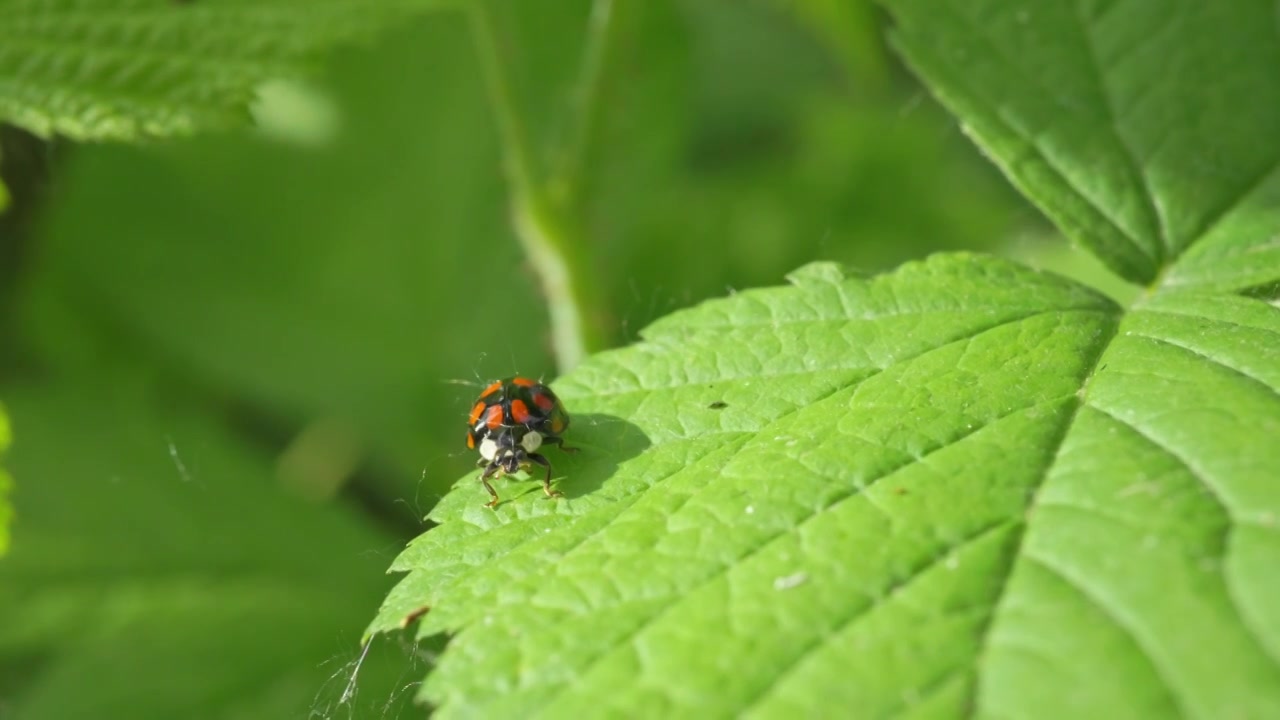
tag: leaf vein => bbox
[925,3,1155,269]
[1086,406,1280,670]
[586,308,1111,399]
[641,302,1108,335]
[1024,554,1190,717]
[1124,331,1280,397]
[1134,306,1280,341]
[1087,406,1230,515]
[740,520,1015,715]
[1067,0,1167,261]
[1178,160,1280,257]
[965,312,1120,715]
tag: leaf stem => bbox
[469,0,608,372]
[553,0,618,201]
[469,1,537,196]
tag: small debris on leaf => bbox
[399,605,431,629]
[773,572,808,591]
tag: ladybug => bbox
[465,376,575,508]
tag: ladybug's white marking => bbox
[479,437,499,461]
[521,431,543,453]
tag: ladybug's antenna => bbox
[506,345,520,380]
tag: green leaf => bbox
[370,254,1279,716]
[0,0,445,141]
[593,2,1023,303]
[0,401,10,556]
[882,0,1280,287]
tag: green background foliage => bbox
[1,0,1276,717]
[0,402,9,555]
[0,0,444,141]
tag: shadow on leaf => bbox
[502,413,650,506]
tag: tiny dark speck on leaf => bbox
[893,487,909,496]
[708,401,728,409]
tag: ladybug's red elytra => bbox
[466,376,575,508]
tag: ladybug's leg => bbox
[543,435,579,454]
[526,453,563,499]
[480,463,502,508]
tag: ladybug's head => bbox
[479,428,544,474]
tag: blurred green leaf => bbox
[0,356,420,718]
[586,2,1025,333]
[882,0,1280,287]
[374,255,1279,716]
[0,0,445,141]
[599,97,1024,303]
[784,0,888,90]
[0,401,10,556]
